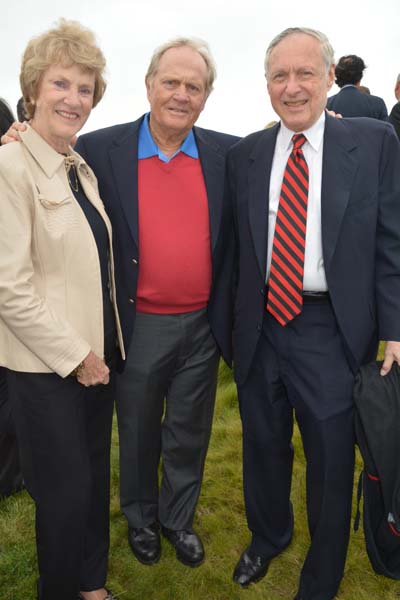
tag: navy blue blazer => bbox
[228,115,400,385]
[76,116,239,368]
[327,86,388,120]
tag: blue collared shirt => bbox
[138,112,199,163]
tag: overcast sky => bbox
[2,0,399,137]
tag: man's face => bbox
[266,33,334,132]
[146,46,209,140]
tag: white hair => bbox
[264,27,335,80]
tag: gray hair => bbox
[145,37,216,95]
[264,27,335,80]
[397,73,400,83]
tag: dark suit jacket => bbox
[327,86,388,120]
[76,115,239,368]
[389,101,400,139]
[228,115,400,385]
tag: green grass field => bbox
[1,360,399,599]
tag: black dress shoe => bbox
[161,526,204,567]
[128,523,161,565]
[233,547,270,587]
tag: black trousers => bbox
[116,308,219,530]
[0,367,23,497]
[238,300,356,600]
[8,363,115,600]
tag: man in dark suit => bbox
[75,38,239,568]
[228,27,400,600]
[389,73,400,138]
[327,54,388,120]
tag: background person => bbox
[326,54,388,119]
[0,19,124,600]
[228,27,400,600]
[16,96,28,121]
[389,73,400,138]
[0,97,15,132]
[0,98,23,499]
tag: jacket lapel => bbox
[194,128,226,254]
[321,115,358,274]
[248,126,279,280]
[109,117,143,246]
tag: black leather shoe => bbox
[161,526,204,566]
[128,523,161,565]
[233,547,270,587]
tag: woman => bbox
[0,20,124,600]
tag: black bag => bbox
[353,361,400,579]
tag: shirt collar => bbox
[138,112,198,162]
[278,110,325,153]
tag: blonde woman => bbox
[0,20,124,600]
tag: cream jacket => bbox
[0,125,125,377]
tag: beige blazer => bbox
[0,125,125,377]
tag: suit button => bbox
[129,298,135,304]
[132,258,138,265]
[257,325,261,332]
[260,288,265,295]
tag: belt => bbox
[302,291,330,303]
[265,287,329,304]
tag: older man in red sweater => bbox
[75,39,239,567]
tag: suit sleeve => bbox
[375,125,400,340]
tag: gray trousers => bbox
[116,308,219,530]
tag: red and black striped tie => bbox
[266,133,309,326]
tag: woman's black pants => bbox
[8,366,115,600]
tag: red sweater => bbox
[136,154,212,314]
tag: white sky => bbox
[2,0,399,137]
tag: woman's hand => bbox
[76,351,110,386]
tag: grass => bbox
[1,352,400,599]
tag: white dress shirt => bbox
[267,111,328,292]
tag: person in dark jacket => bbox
[326,54,388,120]
[0,98,23,499]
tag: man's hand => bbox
[76,350,110,386]
[1,121,27,145]
[326,109,343,119]
[380,341,400,376]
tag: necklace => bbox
[64,155,79,193]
